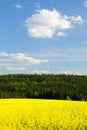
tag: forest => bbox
[0,74,87,101]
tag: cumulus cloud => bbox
[15,4,23,8]
[57,32,67,37]
[83,0,87,7]
[67,15,83,24]
[25,9,83,38]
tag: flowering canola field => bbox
[0,99,87,130]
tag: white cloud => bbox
[15,4,23,8]
[1,47,87,73]
[10,53,48,64]
[1,47,87,66]
[83,0,87,7]
[57,32,67,37]
[68,15,83,24]
[25,9,83,38]
[0,52,48,65]
[28,70,50,74]
[6,66,26,71]
[10,53,27,60]
[60,70,87,75]
[75,72,87,75]
[0,52,8,56]
[1,50,87,75]
[61,70,72,75]
[28,70,87,75]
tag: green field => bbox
[0,99,87,130]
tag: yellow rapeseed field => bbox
[0,99,87,130]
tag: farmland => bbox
[0,99,87,130]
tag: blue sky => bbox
[0,0,87,75]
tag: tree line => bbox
[0,74,87,101]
